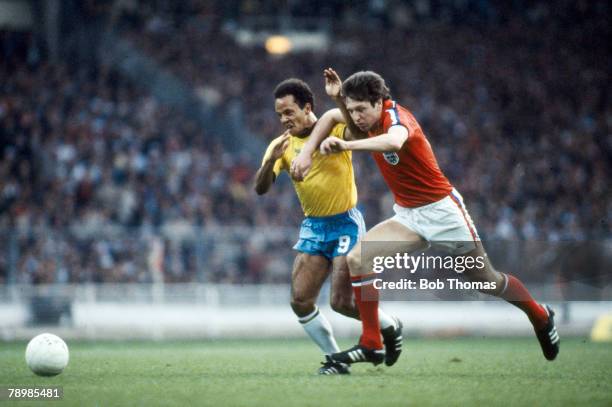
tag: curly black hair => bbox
[273,78,315,110]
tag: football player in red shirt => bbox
[292,69,559,366]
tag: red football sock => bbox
[499,273,548,329]
[351,274,382,349]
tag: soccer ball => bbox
[25,333,69,376]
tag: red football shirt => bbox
[369,100,452,207]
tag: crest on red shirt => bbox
[383,152,400,165]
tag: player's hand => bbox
[270,132,290,161]
[324,68,342,99]
[320,137,349,155]
[290,151,312,181]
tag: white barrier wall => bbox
[0,284,610,340]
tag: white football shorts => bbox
[391,188,480,255]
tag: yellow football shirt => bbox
[261,123,358,217]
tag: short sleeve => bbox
[383,104,410,134]
[261,137,286,176]
[329,123,348,140]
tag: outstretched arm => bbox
[289,108,344,181]
[301,108,344,156]
[320,126,408,154]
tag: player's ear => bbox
[304,103,312,114]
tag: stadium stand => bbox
[0,0,609,285]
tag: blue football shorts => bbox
[293,207,366,259]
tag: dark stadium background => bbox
[0,1,611,406]
[0,0,610,343]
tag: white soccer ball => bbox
[25,333,69,376]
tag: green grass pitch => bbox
[1,337,611,406]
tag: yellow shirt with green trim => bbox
[261,123,357,217]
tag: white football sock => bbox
[298,306,340,355]
[378,308,396,330]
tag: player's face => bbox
[345,97,383,132]
[275,95,311,136]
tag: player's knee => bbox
[290,296,316,317]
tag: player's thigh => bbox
[348,218,428,274]
[291,252,331,301]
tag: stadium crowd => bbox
[0,0,609,284]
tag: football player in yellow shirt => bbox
[255,77,401,375]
